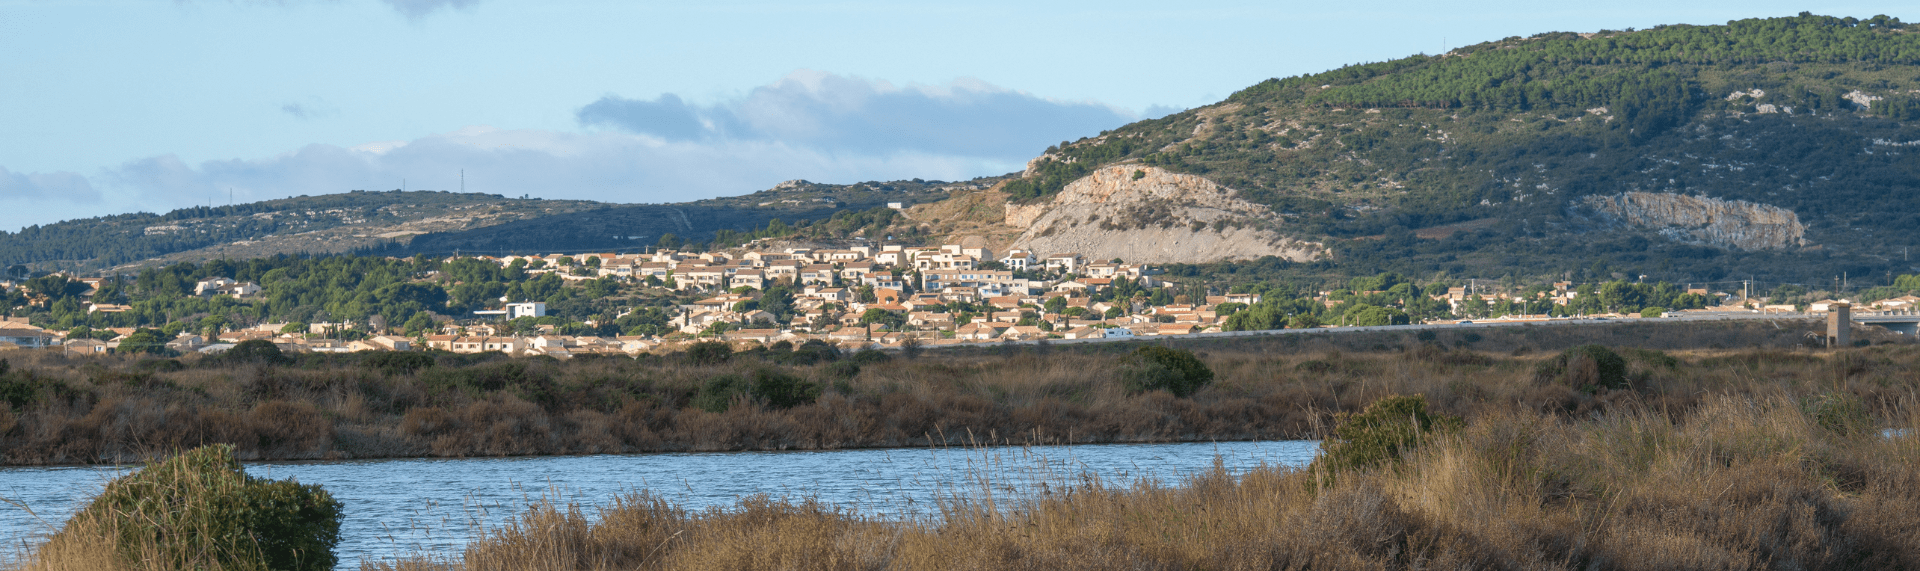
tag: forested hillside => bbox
[0,177,982,274]
[1004,13,1920,285]
[0,191,602,273]
[400,177,971,255]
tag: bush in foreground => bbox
[1314,394,1461,473]
[1535,343,1629,392]
[34,444,342,571]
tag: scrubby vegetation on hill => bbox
[397,179,959,257]
[0,191,598,272]
[1007,14,1920,285]
[11,255,679,340]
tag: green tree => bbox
[117,328,168,355]
[859,308,904,329]
[402,312,437,335]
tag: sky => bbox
[0,1,1912,232]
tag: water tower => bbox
[1826,302,1850,348]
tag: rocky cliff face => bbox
[1579,192,1806,250]
[1006,165,1322,263]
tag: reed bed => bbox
[0,318,1912,465]
[352,392,1920,570]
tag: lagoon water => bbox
[1,440,1317,569]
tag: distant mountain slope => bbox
[400,177,987,255]
[987,13,1920,284]
[2,177,993,274]
[0,191,605,272]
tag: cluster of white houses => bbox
[447,244,1214,354]
[9,241,1911,357]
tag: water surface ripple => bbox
[2,440,1316,568]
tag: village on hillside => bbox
[1,240,1910,359]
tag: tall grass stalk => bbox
[363,394,1920,570]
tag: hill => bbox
[0,177,991,274]
[399,177,987,255]
[0,191,605,274]
[965,13,1920,286]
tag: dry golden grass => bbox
[349,391,1920,570]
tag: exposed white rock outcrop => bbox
[1006,165,1322,264]
[1580,192,1805,251]
[1844,90,1883,109]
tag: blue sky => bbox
[0,1,1910,231]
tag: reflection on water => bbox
[0,440,1317,569]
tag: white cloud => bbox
[380,0,483,19]
[85,126,1018,221]
[279,98,338,120]
[3,71,1173,232]
[0,166,101,203]
[577,70,1145,159]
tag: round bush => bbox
[1536,344,1629,391]
[363,351,437,375]
[693,374,745,413]
[1120,346,1214,397]
[53,444,341,571]
[749,368,821,409]
[220,340,292,366]
[684,341,733,366]
[1315,394,1461,473]
[849,349,892,365]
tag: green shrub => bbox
[1294,359,1335,373]
[824,361,862,380]
[1314,394,1462,473]
[749,368,821,409]
[785,340,841,365]
[685,341,733,366]
[1803,392,1872,437]
[136,358,187,373]
[693,374,745,413]
[1119,346,1214,397]
[1639,306,1668,318]
[0,359,36,409]
[849,349,891,365]
[363,351,437,375]
[1535,344,1630,392]
[55,444,342,571]
[1621,347,1680,369]
[219,340,292,366]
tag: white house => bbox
[193,278,236,296]
[1044,253,1085,274]
[507,302,548,319]
[1000,249,1036,271]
